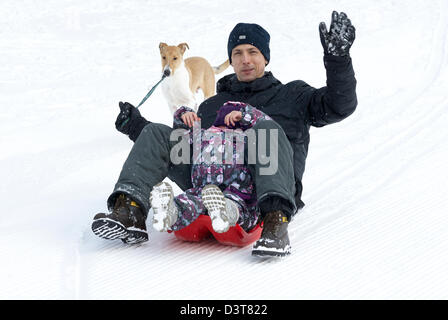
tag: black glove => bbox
[115,101,142,135]
[319,11,356,57]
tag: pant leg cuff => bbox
[107,185,150,215]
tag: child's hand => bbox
[224,111,242,127]
[181,112,201,127]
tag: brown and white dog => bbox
[159,42,229,114]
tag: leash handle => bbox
[120,75,166,129]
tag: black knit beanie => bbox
[227,23,270,64]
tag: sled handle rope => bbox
[120,74,167,129]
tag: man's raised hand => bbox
[319,11,356,57]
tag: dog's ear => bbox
[159,42,168,53]
[177,43,189,54]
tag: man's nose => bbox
[241,52,251,64]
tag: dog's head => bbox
[159,42,189,77]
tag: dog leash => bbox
[120,74,167,129]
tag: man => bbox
[92,12,357,257]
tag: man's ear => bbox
[177,43,189,54]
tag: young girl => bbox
[150,101,272,234]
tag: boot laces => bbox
[263,211,283,234]
[113,194,128,211]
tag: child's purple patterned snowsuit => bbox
[170,102,272,232]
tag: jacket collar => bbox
[217,71,281,94]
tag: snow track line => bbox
[297,92,448,240]
[303,0,448,204]
[348,0,448,140]
[293,0,448,243]
[305,0,448,166]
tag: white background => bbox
[1,0,447,299]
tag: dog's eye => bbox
[162,56,166,60]
[173,57,178,60]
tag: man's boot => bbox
[91,194,148,244]
[252,211,291,257]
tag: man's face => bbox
[231,44,268,82]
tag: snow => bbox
[1,0,448,299]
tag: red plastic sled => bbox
[170,215,262,247]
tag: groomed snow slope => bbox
[1,0,448,299]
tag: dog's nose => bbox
[163,68,171,77]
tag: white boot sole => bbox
[202,184,239,233]
[150,182,177,232]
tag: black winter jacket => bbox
[127,54,357,210]
[197,54,357,208]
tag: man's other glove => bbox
[115,101,141,135]
[319,11,356,57]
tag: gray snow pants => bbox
[107,121,297,217]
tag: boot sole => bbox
[202,185,238,233]
[91,218,148,244]
[150,182,177,232]
[252,244,292,258]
